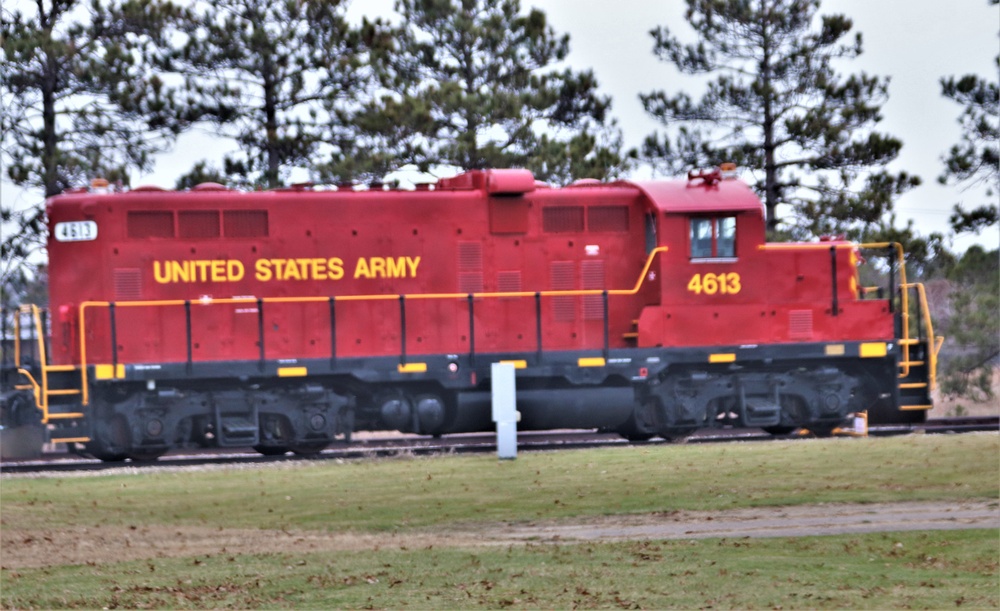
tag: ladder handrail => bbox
[10,305,81,423]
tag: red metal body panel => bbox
[45,170,894,368]
[46,173,651,366]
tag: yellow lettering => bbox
[248,256,421,282]
[727,272,741,294]
[210,260,226,282]
[386,257,406,278]
[173,260,190,283]
[298,258,312,279]
[153,259,247,283]
[327,257,344,280]
[687,272,741,295]
[193,260,210,282]
[354,257,371,279]
[369,257,386,278]
[228,260,245,282]
[255,259,273,282]
[271,259,288,280]
[310,258,326,280]
[153,261,170,284]
[283,258,302,280]
[406,256,420,278]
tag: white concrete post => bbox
[491,362,518,459]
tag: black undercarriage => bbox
[2,340,930,461]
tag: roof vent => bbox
[192,182,228,192]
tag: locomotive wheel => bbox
[762,426,796,436]
[659,428,697,442]
[253,445,290,456]
[291,441,328,456]
[808,425,837,438]
[623,433,655,442]
[127,449,167,462]
[88,450,128,462]
[616,400,662,442]
[87,414,131,462]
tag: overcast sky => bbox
[517,0,1000,251]
[2,0,997,251]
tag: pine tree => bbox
[936,0,999,404]
[939,27,999,235]
[939,245,999,404]
[640,0,918,237]
[336,0,625,185]
[166,0,386,188]
[1,0,189,267]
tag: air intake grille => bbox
[113,268,142,300]
[543,206,585,233]
[587,206,629,232]
[581,260,605,320]
[127,211,174,238]
[789,310,814,340]
[551,261,575,321]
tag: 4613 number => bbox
[687,272,741,295]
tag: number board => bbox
[54,221,98,242]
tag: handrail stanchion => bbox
[829,246,838,316]
[109,303,118,372]
[467,294,475,366]
[329,297,337,367]
[256,298,265,373]
[602,290,610,359]
[399,295,407,366]
[535,292,543,363]
[184,300,193,375]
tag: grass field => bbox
[2,433,998,608]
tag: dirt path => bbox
[497,500,1000,542]
[2,500,996,569]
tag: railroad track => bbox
[2,416,996,476]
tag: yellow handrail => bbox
[756,243,857,251]
[77,247,671,404]
[904,282,944,390]
[15,367,41,410]
[10,305,62,422]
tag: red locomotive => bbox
[1,166,941,460]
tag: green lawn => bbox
[2,433,997,608]
[3,530,997,609]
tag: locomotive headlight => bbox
[448,362,459,373]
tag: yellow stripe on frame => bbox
[94,364,125,380]
[499,360,527,369]
[859,342,888,358]
[398,362,428,373]
[708,353,736,364]
[578,357,606,367]
[277,366,308,377]
[825,344,846,356]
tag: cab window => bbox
[689,216,737,259]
